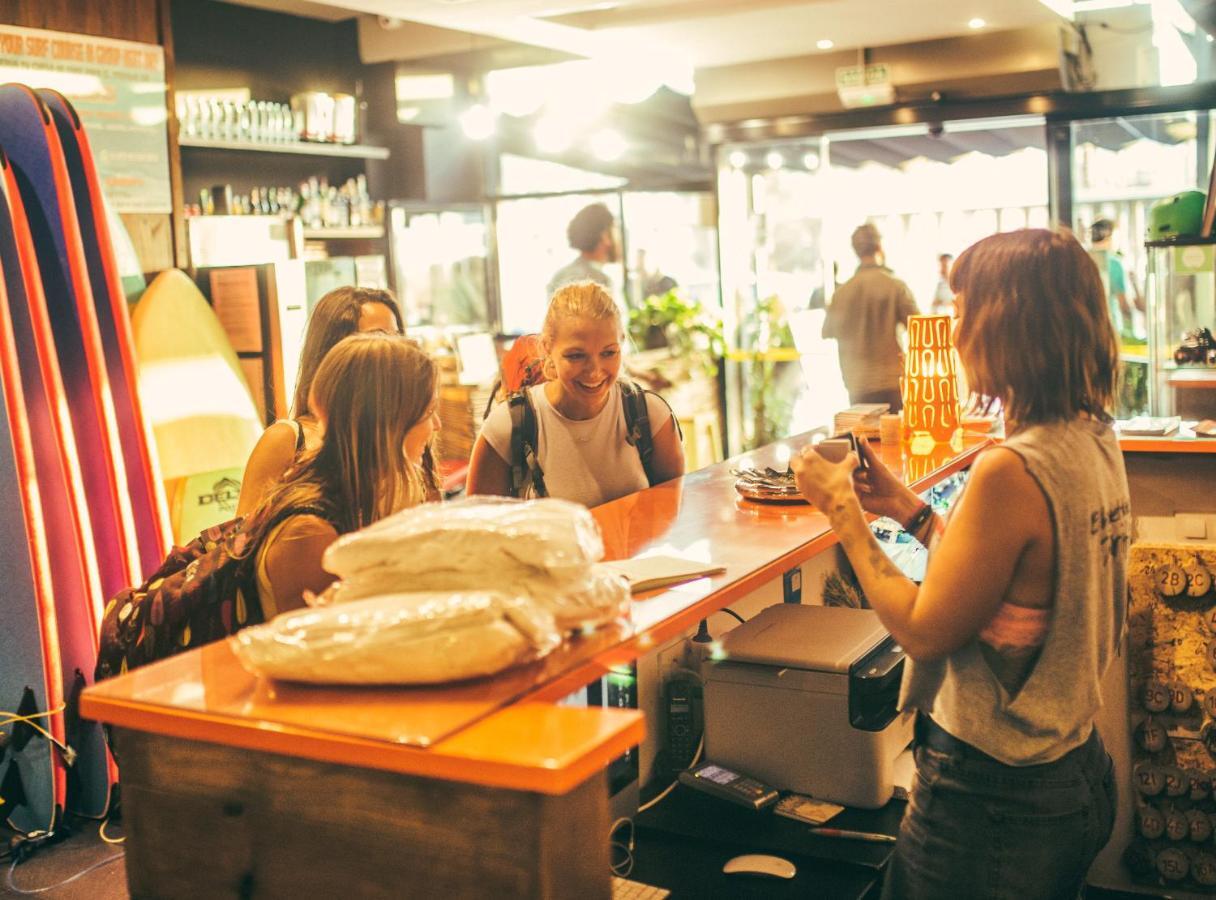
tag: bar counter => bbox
[81,433,990,898]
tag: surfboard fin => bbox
[0,758,28,820]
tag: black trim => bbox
[705,83,1216,146]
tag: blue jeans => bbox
[881,718,1116,900]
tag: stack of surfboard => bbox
[0,85,176,837]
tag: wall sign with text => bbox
[0,25,171,213]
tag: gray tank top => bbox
[900,418,1130,765]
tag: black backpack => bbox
[95,505,332,680]
[506,381,678,497]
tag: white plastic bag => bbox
[315,563,631,632]
[322,497,604,583]
[229,591,561,685]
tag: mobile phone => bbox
[814,433,866,468]
[678,761,780,810]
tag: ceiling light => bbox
[817,39,834,50]
[803,151,820,169]
[728,149,748,168]
[591,129,626,161]
[968,17,986,29]
[534,117,573,154]
[459,103,495,140]
[765,150,784,170]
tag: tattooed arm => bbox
[792,445,1047,661]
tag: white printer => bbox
[703,604,913,809]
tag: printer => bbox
[703,604,913,809]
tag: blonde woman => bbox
[236,286,403,517]
[243,332,440,616]
[467,281,684,507]
[794,229,1126,899]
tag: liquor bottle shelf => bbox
[180,136,390,160]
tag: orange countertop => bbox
[82,433,987,793]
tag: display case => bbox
[1145,238,1216,419]
[387,203,492,331]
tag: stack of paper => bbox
[833,403,889,438]
[1118,416,1181,437]
[601,555,725,593]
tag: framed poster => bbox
[0,25,171,213]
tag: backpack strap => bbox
[507,390,547,498]
[619,381,681,487]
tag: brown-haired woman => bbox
[242,332,440,615]
[236,286,404,516]
[467,281,684,507]
[793,229,1126,899]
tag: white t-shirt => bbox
[480,383,673,508]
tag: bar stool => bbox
[678,411,723,472]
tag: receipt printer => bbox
[703,604,912,809]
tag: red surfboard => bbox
[38,89,171,576]
[0,84,141,601]
[1,148,112,819]
[0,145,66,835]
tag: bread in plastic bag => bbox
[322,497,604,584]
[315,563,630,632]
[229,591,561,685]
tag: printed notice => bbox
[0,25,171,213]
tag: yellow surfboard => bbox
[131,269,263,542]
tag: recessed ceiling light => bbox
[803,151,820,170]
[765,150,784,170]
[458,103,495,140]
[728,149,747,168]
[817,39,834,50]
[968,17,986,29]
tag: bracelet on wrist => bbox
[904,502,933,537]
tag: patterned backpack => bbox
[95,507,328,679]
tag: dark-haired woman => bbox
[793,229,1126,899]
[236,286,403,516]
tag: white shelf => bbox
[180,136,390,160]
[302,226,385,240]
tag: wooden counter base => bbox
[113,726,609,900]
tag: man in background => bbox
[823,223,918,411]
[1090,218,1141,339]
[547,202,619,297]
[931,252,955,316]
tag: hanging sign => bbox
[0,25,171,213]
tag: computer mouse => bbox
[722,853,797,879]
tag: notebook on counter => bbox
[1118,416,1181,436]
[602,555,725,593]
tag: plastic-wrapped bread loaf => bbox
[317,563,630,632]
[229,591,561,685]
[323,497,604,583]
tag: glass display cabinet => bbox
[1145,237,1216,419]
[388,203,492,331]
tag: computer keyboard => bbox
[612,875,671,899]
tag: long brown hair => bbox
[292,286,403,418]
[244,333,439,546]
[950,228,1117,425]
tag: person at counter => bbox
[822,223,918,411]
[467,281,684,507]
[243,332,441,615]
[546,202,619,298]
[793,229,1126,899]
[237,286,405,516]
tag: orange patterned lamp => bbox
[902,314,961,447]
